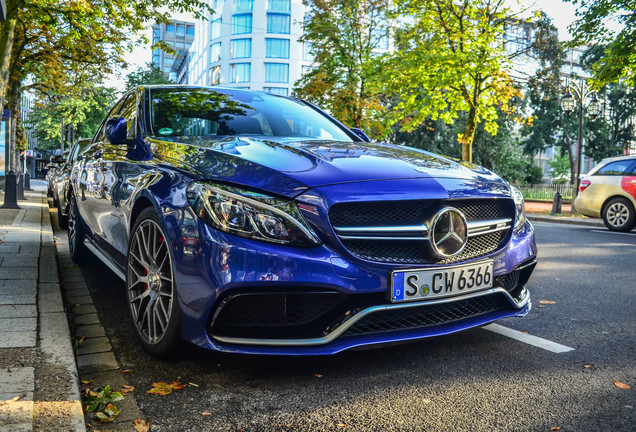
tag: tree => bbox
[566,0,636,87]
[294,0,391,136]
[580,45,636,161]
[30,84,116,149]
[125,62,175,91]
[548,152,571,184]
[381,0,521,162]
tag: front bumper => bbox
[168,204,537,355]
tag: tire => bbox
[126,207,182,357]
[602,197,636,232]
[68,193,89,263]
[58,210,68,230]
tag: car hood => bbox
[147,136,507,197]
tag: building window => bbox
[187,26,195,37]
[268,0,290,13]
[211,18,222,39]
[166,24,175,33]
[265,63,289,83]
[302,65,315,75]
[266,38,289,58]
[235,0,253,12]
[264,87,289,96]
[211,65,221,85]
[373,29,389,50]
[210,42,221,63]
[231,38,252,59]
[267,13,290,34]
[231,63,251,83]
[232,14,252,34]
[177,24,185,36]
[303,42,314,62]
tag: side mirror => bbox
[351,127,371,142]
[104,116,128,145]
[50,155,64,164]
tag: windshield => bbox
[147,87,354,142]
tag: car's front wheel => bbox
[127,207,182,357]
[602,197,635,232]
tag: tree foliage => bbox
[566,0,636,87]
[380,0,521,162]
[294,0,391,135]
[29,84,116,149]
[125,62,175,91]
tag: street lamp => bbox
[560,78,599,196]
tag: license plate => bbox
[390,260,493,303]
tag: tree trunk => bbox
[460,105,477,162]
[7,77,21,171]
[0,13,17,111]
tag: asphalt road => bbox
[62,221,636,432]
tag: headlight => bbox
[187,182,321,247]
[510,185,526,232]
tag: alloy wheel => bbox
[606,202,629,228]
[127,219,174,345]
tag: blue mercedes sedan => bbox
[68,85,537,357]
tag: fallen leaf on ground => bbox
[550,428,560,431]
[314,374,323,378]
[121,369,134,373]
[614,380,632,390]
[7,395,22,403]
[189,382,199,387]
[133,418,150,432]
[584,365,591,368]
[147,381,187,395]
[201,412,211,415]
[120,384,135,394]
[539,300,556,305]
[82,380,94,385]
[95,403,120,423]
[337,423,346,428]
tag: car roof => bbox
[599,154,636,164]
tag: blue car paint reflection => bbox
[70,86,537,356]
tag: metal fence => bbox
[519,184,575,201]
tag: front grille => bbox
[343,294,511,336]
[330,199,510,228]
[330,198,514,264]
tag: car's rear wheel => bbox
[602,197,635,232]
[68,193,88,263]
[127,208,182,357]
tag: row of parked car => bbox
[46,138,92,229]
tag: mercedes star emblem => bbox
[430,207,468,258]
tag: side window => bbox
[117,93,138,139]
[626,161,636,176]
[94,97,127,143]
[594,160,633,176]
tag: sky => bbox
[109,1,583,92]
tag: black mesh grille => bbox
[330,198,511,227]
[343,294,511,336]
[214,292,345,327]
[330,198,514,264]
[341,230,507,264]
[494,270,520,292]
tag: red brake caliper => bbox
[144,267,148,291]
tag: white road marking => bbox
[590,229,636,237]
[483,323,575,353]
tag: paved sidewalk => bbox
[524,200,606,228]
[0,183,85,432]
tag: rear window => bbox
[593,160,635,176]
